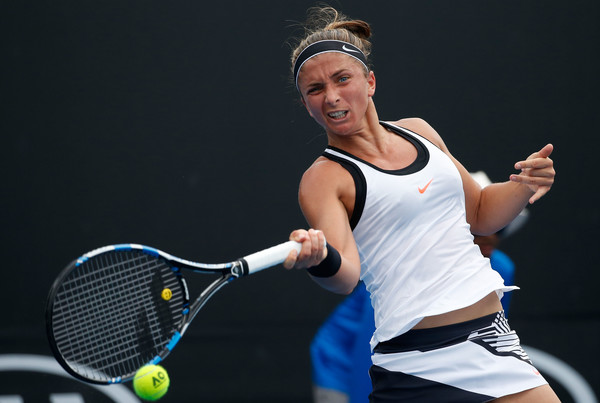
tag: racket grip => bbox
[242,241,302,275]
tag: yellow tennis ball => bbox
[133,364,170,401]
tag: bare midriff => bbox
[412,291,503,329]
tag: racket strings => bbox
[70,254,155,376]
[50,250,186,382]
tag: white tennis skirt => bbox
[369,311,548,402]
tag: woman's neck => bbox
[327,103,419,170]
[327,100,388,155]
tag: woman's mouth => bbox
[328,110,348,119]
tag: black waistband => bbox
[374,312,502,354]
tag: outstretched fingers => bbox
[510,144,555,204]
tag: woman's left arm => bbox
[397,118,555,235]
[463,143,555,235]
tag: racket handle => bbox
[241,241,302,275]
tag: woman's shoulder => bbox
[299,155,354,194]
[298,155,355,211]
[386,117,447,150]
[387,117,432,133]
[302,155,351,183]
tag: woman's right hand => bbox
[283,228,328,270]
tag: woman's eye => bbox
[307,86,322,95]
[339,76,349,83]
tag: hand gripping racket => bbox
[45,241,301,384]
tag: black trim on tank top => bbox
[326,121,430,175]
[320,152,366,231]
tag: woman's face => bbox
[297,52,375,137]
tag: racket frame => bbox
[46,241,300,384]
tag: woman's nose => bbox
[324,88,339,105]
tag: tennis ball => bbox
[133,364,170,401]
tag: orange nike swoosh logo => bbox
[418,179,433,194]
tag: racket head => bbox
[45,244,191,384]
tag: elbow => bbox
[335,271,361,295]
[310,271,359,295]
[337,283,358,295]
[336,266,361,295]
[308,252,361,295]
[470,220,506,237]
[470,225,496,237]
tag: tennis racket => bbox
[45,240,301,385]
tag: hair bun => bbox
[327,20,371,40]
[289,6,374,81]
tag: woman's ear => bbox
[368,70,376,97]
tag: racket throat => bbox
[186,273,235,326]
[235,260,249,277]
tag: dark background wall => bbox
[1,1,598,401]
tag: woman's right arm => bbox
[283,158,362,295]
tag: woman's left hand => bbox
[510,143,555,204]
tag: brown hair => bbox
[289,6,373,78]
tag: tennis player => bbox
[283,6,558,402]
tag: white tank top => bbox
[322,121,517,349]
